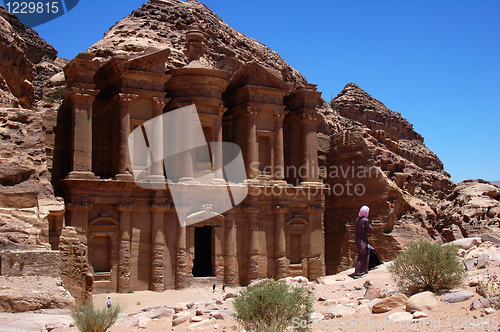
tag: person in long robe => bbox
[352,205,381,278]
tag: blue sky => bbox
[31,0,499,182]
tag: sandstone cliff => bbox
[0,5,66,253]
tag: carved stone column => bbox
[117,203,136,293]
[180,109,195,182]
[273,110,288,182]
[300,113,319,183]
[115,93,138,180]
[175,206,191,289]
[273,204,288,279]
[150,203,170,292]
[213,106,226,182]
[306,205,325,281]
[149,97,170,182]
[245,107,259,179]
[67,87,99,179]
[66,202,92,236]
[243,205,260,283]
[224,209,238,286]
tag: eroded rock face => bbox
[0,276,74,313]
[0,5,67,108]
[436,180,500,239]
[59,227,93,304]
[0,109,64,251]
[86,0,306,86]
[319,84,454,274]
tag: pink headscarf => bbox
[358,205,370,218]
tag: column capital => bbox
[242,206,260,215]
[117,203,136,212]
[114,93,139,104]
[307,205,324,214]
[245,107,259,117]
[149,203,171,212]
[299,112,320,122]
[273,205,289,214]
[66,202,93,211]
[273,110,289,119]
[152,96,170,106]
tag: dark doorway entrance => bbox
[192,226,214,277]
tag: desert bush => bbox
[232,278,314,332]
[388,239,466,294]
[71,302,121,332]
[44,86,65,102]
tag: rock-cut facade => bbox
[51,29,325,292]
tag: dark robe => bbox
[353,216,375,276]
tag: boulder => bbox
[186,319,213,332]
[481,233,500,246]
[223,292,236,300]
[412,311,428,319]
[388,311,413,322]
[323,304,355,318]
[465,241,498,260]
[363,286,381,300]
[440,291,474,303]
[405,291,439,311]
[172,312,191,326]
[470,298,491,310]
[443,237,482,250]
[356,305,371,315]
[477,253,490,269]
[147,306,173,319]
[372,294,408,313]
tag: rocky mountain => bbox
[0,0,498,277]
[86,0,306,86]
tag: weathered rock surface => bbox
[58,227,93,304]
[440,290,474,303]
[0,109,63,252]
[436,180,500,238]
[405,291,439,311]
[0,6,66,107]
[0,276,74,313]
[87,0,306,87]
[320,84,454,274]
[372,293,408,313]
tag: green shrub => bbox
[232,279,314,332]
[44,87,65,102]
[71,302,121,332]
[388,239,466,294]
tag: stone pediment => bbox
[226,62,291,94]
[117,48,171,74]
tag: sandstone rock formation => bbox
[0,276,74,313]
[436,180,500,239]
[319,83,455,273]
[86,0,306,86]
[0,109,64,250]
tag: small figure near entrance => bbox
[212,282,216,292]
[107,297,112,309]
[222,283,226,292]
[350,206,383,279]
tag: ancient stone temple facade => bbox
[52,30,325,292]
